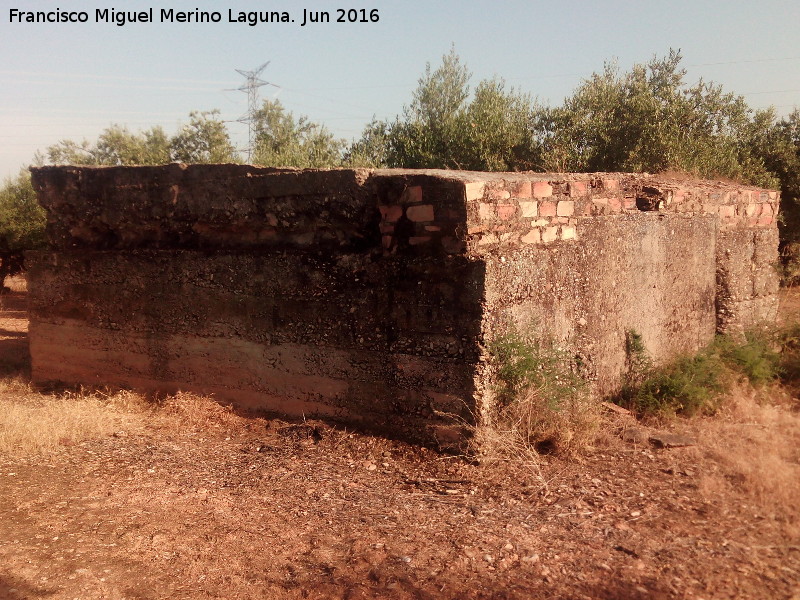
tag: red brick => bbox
[512,181,532,199]
[539,200,557,217]
[718,205,736,219]
[478,203,495,221]
[608,198,622,212]
[569,181,588,197]
[379,205,403,222]
[557,201,575,217]
[497,204,517,220]
[381,235,393,249]
[406,204,434,222]
[402,185,423,204]
[533,181,553,198]
[757,214,773,226]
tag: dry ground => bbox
[0,280,799,600]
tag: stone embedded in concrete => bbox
[402,185,423,204]
[560,226,577,240]
[28,165,781,449]
[379,205,403,222]
[569,181,588,197]
[521,229,541,244]
[408,236,432,245]
[511,181,532,199]
[478,203,495,221]
[541,226,559,243]
[488,188,511,200]
[406,204,435,222]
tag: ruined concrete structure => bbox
[28,165,780,447]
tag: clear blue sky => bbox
[2,0,799,179]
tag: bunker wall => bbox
[28,165,780,447]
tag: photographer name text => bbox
[8,7,380,27]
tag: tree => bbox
[344,118,390,168]
[385,48,540,171]
[252,99,345,168]
[42,111,240,167]
[386,46,471,169]
[46,125,170,166]
[455,79,539,171]
[170,110,239,163]
[0,171,46,288]
[534,50,777,186]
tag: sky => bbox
[1,0,799,179]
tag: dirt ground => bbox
[1,282,799,600]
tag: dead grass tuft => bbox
[156,391,253,432]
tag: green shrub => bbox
[619,328,788,417]
[622,351,728,417]
[486,331,596,455]
[713,331,782,386]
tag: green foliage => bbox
[343,118,390,168]
[777,323,800,386]
[536,49,777,186]
[488,330,595,454]
[47,125,171,166]
[619,328,789,417]
[757,109,800,282]
[43,111,239,167]
[0,171,46,284]
[252,99,344,168]
[170,110,238,164]
[714,332,782,386]
[384,48,539,171]
[623,351,728,417]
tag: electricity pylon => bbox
[234,62,276,162]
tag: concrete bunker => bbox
[27,165,780,448]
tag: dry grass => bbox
[0,385,150,456]
[0,383,266,458]
[689,383,800,539]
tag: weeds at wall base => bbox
[617,324,798,418]
[479,331,600,460]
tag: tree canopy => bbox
[251,99,345,168]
